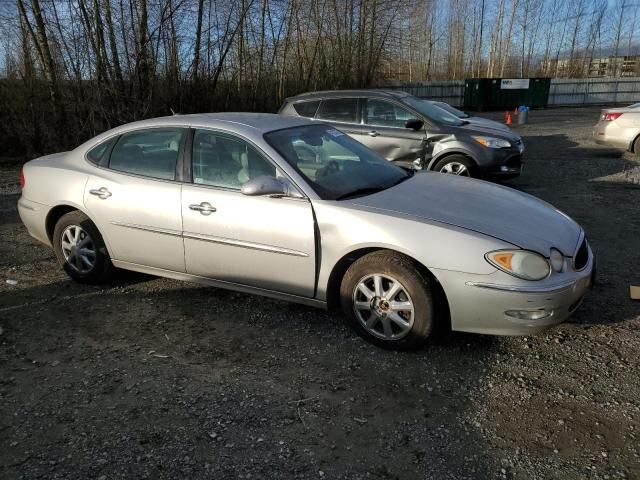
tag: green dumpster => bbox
[463,78,550,111]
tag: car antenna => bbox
[170,108,179,116]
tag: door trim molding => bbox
[111,222,310,258]
[182,231,310,257]
[110,221,182,237]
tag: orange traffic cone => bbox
[505,111,512,126]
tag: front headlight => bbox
[485,250,550,281]
[472,136,511,149]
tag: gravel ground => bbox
[1,107,639,479]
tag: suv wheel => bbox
[433,155,475,177]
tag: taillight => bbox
[601,112,622,122]
[20,168,25,189]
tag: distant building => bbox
[543,55,640,78]
[587,56,640,77]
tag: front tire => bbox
[339,251,436,350]
[433,155,475,177]
[53,211,114,284]
[634,136,640,160]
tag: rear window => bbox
[292,101,320,118]
[317,98,358,123]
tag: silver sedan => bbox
[17,113,594,349]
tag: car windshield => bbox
[401,96,466,126]
[264,124,412,200]
[434,101,469,119]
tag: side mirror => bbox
[241,176,301,198]
[404,119,424,131]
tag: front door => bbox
[181,129,316,297]
[352,98,427,168]
[84,127,186,272]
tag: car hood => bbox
[347,172,582,256]
[466,116,510,131]
[457,122,522,142]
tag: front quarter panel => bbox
[312,200,514,301]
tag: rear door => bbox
[354,98,427,167]
[181,129,316,297]
[84,127,186,272]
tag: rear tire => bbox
[634,136,640,160]
[433,155,475,177]
[53,211,114,284]
[339,251,436,350]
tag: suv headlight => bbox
[472,136,511,149]
[485,250,550,281]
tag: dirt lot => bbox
[1,107,639,479]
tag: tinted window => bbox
[293,101,320,118]
[366,99,414,128]
[401,96,465,126]
[317,98,358,123]
[87,138,114,165]
[109,128,182,180]
[192,130,276,189]
[265,124,410,200]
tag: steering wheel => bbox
[317,160,340,179]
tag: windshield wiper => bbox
[336,187,386,200]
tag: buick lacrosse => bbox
[18,113,594,349]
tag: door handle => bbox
[189,202,216,215]
[89,187,112,199]
[368,131,379,137]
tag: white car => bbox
[593,104,640,158]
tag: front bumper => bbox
[432,247,594,336]
[480,143,524,179]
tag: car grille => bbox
[574,238,589,271]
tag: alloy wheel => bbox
[352,274,415,340]
[60,225,96,273]
[439,161,470,176]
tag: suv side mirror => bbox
[404,119,424,131]
[241,176,302,198]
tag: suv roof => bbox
[284,89,412,103]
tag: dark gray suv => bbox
[279,90,524,178]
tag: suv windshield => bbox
[434,101,469,119]
[264,125,412,200]
[401,96,466,126]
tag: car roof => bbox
[107,112,313,136]
[77,113,316,152]
[284,89,412,102]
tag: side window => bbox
[192,130,276,189]
[365,99,413,128]
[293,101,320,118]
[86,138,114,165]
[109,128,183,180]
[316,98,358,123]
